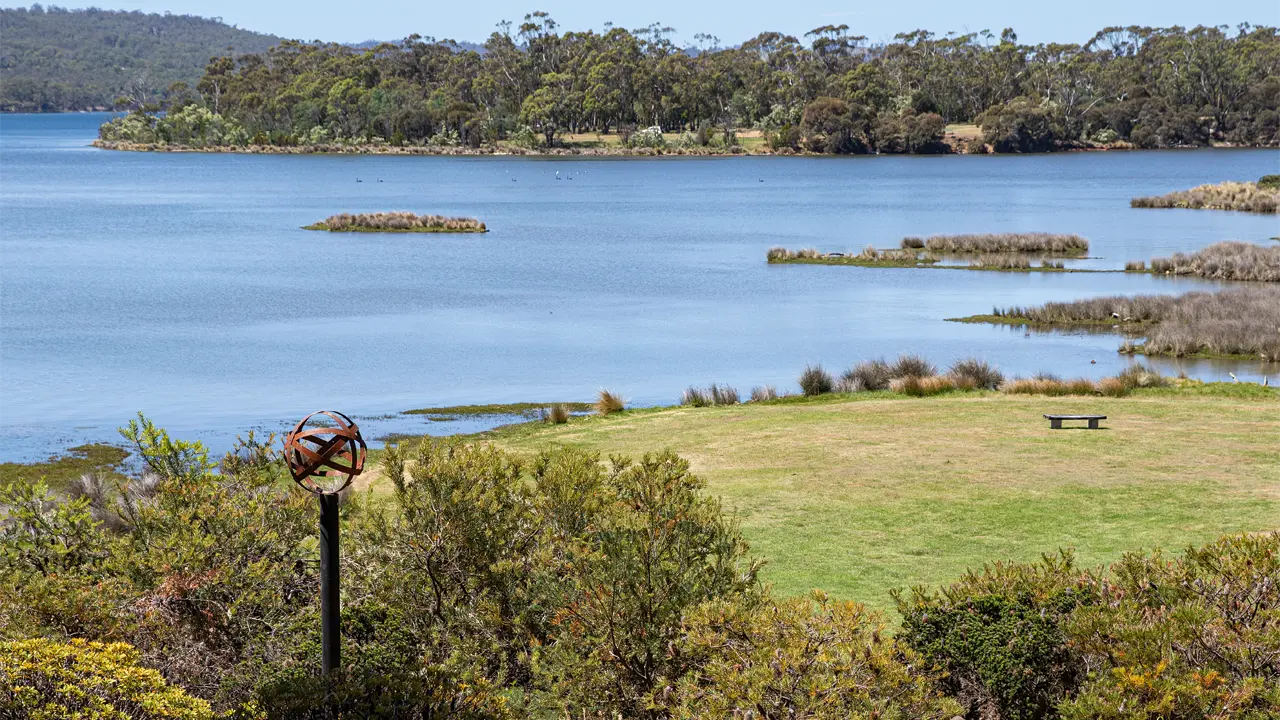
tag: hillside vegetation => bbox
[0,6,281,112]
[96,18,1280,153]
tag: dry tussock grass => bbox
[1131,181,1279,214]
[922,233,1088,255]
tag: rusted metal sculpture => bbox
[284,410,366,678]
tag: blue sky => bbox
[29,1,1280,46]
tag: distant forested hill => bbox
[0,5,283,111]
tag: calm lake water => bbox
[2,113,1277,460]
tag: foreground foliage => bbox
[2,413,1278,718]
[0,637,214,720]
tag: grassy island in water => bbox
[1130,175,1280,214]
[303,212,487,233]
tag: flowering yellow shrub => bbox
[0,638,213,720]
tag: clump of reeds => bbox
[842,359,892,391]
[991,287,1280,359]
[1125,260,1146,272]
[766,247,823,262]
[595,389,626,416]
[540,404,571,423]
[948,358,1004,389]
[901,236,925,249]
[1041,260,1064,269]
[1130,181,1280,214]
[306,211,487,232]
[749,385,778,402]
[1114,365,1169,389]
[798,364,835,395]
[970,254,1031,269]
[1002,377,1119,396]
[891,354,936,378]
[682,384,739,407]
[891,375,957,397]
[922,233,1089,255]
[1142,241,1280,282]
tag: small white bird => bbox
[1111,312,1120,319]
[1229,372,1238,383]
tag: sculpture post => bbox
[283,410,366,678]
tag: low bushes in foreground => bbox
[3,415,1276,719]
[918,232,1088,255]
[896,533,1280,720]
[981,286,1280,359]
[303,212,487,233]
[1139,240,1280,282]
[0,638,215,720]
[1131,179,1280,213]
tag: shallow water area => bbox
[2,113,1277,459]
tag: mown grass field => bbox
[386,386,1279,611]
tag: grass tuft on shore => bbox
[304,212,487,233]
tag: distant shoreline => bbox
[91,140,766,157]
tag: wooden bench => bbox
[1044,414,1106,429]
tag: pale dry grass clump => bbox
[891,374,957,397]
[682,385,740,407]
[1002,377,1115,396]
[595,389,626,416]
[749,385,779,402]
[922,233,1088,255]
[840,355,939,392]
[1125,260,1146,272]
[1144,241,1280,282]
[540,404,571,424]
[767,247,821,262]
[1131,181,1280,214]
[991,286,1280,358]
[970,254,1032,269]
[308,211,487,232]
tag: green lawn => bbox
[443,387,1279,611]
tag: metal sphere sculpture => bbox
[284,410,366,494]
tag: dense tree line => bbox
[0,5,281,112]
[99,15,1280,153]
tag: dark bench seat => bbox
[1044,414,1106,429]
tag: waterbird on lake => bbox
[1229,372,1238,382]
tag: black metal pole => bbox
[319,492,341,676]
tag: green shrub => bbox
[1258,174,1280,189]
[538,452,761,718]
[894,551,1100,720]
[1062,533,1280,719]
[670,592,961,719]
[0,638,214,719]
